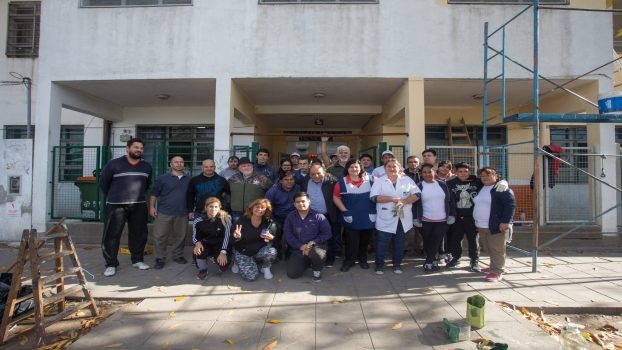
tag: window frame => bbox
[6,1,40,58]
[4,125,35,139]
[58,125,85,182]
[79,0,192,8]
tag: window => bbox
[59,126,85,182]
[136,125,214,176]
[259,0,377,4]
[616,126,622,144]
[4,125,34,139]
[448,0,567,4]
[80,0,191,7]
[424,125,507,146]
[6,1,40,57]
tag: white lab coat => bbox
[370,175,420,233]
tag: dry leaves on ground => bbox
[262,339,278,350]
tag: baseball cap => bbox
[238,157,252,165]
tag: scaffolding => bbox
[482,0,622,271]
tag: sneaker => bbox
[423,263,434,273]
[485,273,503,282]
[261,267,273,280]
[432,260,439,270]
[197,269,208,280]
[359,261,370,270]
[444,253,453,265]
[154,258,165,270]
[231,263,239,274]
[173,257,188,264]
[446,257,460,268]
[325,257,335,268]
[340,262,354,272]
[481,267,491,273]
[103,266,116,277]
[393,267,403,275]
[470,260,481,272]
[312,270,322,282]
[375,268,384,275]
[132,261,150,270]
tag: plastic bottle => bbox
[559,323,589,350]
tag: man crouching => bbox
[284,192,332,282]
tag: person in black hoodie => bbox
[231,198,278,281]
[192,197,232,280]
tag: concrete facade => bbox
[0,0,619,237]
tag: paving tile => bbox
[141,320,213,349]
[201,321,265,350]
[316,299,365,324]
[367,321,430,349]
[315,322,373,350]
[267,304,316,322]
[475,321,560,349]
[360,299,413,324]
[69,314,165,349]
[259,322,316,350]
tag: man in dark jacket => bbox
[186,159,230,220]
[100,138,152,277]
[472,167,516,282]
[265,171,301,260]
[300,163,340,266]
[284,192,332,282]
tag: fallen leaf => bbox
[168,323,179,330]
[103,343,124,348]
[600,324,619,332]
[225,338,235,345]
[262,339,278,350]
[277,278,282,283]
[392,322,403,330]
[169,311,176,318]
[174,295,185,302]
[69,330,78,338]
[347,327,354,334]
[162,340,170,348]
[19,335,28,345]
[267,319,282,324]
[422,287,434,293]
[331,297,353,304]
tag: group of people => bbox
[99,137,516,283]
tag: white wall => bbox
[0,140,32,241]
[33,1,609,82]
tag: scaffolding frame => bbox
[482,0,622,272]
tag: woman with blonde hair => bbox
[192,197,232,280]
[231,198,278,281]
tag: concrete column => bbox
[587,123,618,232]
[213,77,232,171]
[587,76,618,233]
[32,81,62,231]
[406,77,425,156]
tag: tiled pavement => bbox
[1,244,621,349]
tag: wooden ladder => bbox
[0,220,99,346]
[447,117,472,161]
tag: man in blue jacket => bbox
[99,138,153,277]
[265,171,301,261]
[284,192,332,282]
[472,167,516,282]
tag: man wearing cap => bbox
[371,150,396,180]
[290,152,301,171]
[219,156,239,180]
[228,157,273,222]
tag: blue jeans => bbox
[374,221,405,270]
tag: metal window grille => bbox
[59,126,85,182]
[80,0,191,7]
[6,1,40,58]
[3,125,35,139]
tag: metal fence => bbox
[50,145,250,221]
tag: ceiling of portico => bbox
[56,77,594,129]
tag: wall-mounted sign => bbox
[6,201,21,217]
[8,176,20,194]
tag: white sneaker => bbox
[132,261,150,270]
[231,263,239,274]
[261,267,273,280]
[104,267,116,277]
